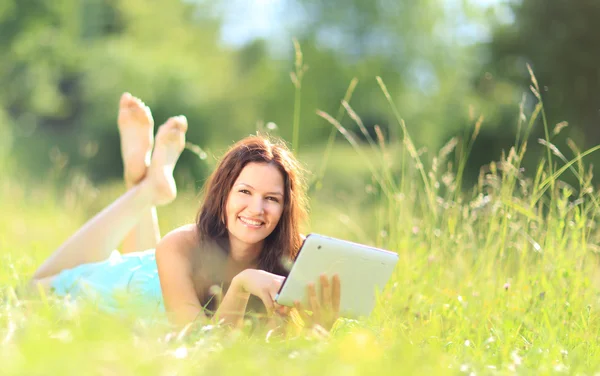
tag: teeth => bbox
[239,217,263,226]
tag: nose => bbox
[248,195,264,215]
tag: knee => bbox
[28,276,54,293]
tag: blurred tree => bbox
[266,0,481,147]
[0,0,234,183]
[0,0,489,184]
[206,0,490,173]
[461,0,600,186]
[483,0,600,149]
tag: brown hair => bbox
[196,135,308,276]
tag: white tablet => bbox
[275,233,398,318]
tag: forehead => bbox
[234,162,284,191]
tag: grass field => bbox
[3,78,600,375]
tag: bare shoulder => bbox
[155,224,205,324]
[156,224,199,260]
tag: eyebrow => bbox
[236,183,284,196]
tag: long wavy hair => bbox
[196,135,308,276]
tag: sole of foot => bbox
[118,92,155,187]
[147,116,188,206]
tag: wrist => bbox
[231,272,251,297]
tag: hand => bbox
[294,274,341,330]
[232,269,285,315]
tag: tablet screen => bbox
[275,233,398,317]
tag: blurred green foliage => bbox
[0,0,486,184]
[474,0,600,183]
[2,0,600,185]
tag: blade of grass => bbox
[312,78,359,192]
[291,38,307,153]
[376,76,437,220]
[533,144,600,205]
[316,109,393,200]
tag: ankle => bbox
[133,177,161,206]
[125,180,136,190]
[125,172,145,189]
[141,170,177,207]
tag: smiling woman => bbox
[158,136,312,326]
[226,164,286,261]
[29,93,341,330]
[196,136,306,276]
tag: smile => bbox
[238,216,265,228]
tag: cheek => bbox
[226,196,242,216]
[225,205,237,226]
[270,205,284,224]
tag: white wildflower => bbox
[511,350,522,366]
[173,346,188,359]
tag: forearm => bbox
[213,278,250,327]
[168,304,206,327]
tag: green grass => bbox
[4,74,600,374]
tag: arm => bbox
[155,226,205,326]
[214,269,286,327]
[156,226,286,327]
[212,276,251,327]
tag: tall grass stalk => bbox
[290,38,306,153]
[453,115,483,199]
[316,110,394,201]
[527,64,555,190]
[376,76,437,221]
[312,78,359,192]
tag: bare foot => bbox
[118,92,154,186]
[147,116,188,205]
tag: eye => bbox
[266,196,280,203]
[239,189,251,195]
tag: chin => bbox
[232,227,275,247]
[239,232,269,245]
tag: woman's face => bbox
[225,162,285,259]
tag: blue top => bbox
[50,249,165,313]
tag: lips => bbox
[238,216,265,228]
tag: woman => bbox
[30,93,340,329]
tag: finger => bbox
[294,301,310,325]
[268,287,278,301]
[280,306,291,315]
[307,283,321,322]
[274,303,290,316]
[319,274,332,312]
[331,274,341,317]
[272,277,285,290]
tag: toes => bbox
[120,93,142,111]
[120,92,132,106]
[163,116,188,133]
[142,104,153,123]
[175,116,188,132]
[171,115,188,132]
[131,96,145,110]
[127,97,144,112]
[120,92,139,108]
[119,93,154,125]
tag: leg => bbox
[32,116,188,281]
[32,180,158,280]
[116,93,162,254]
[121,205,161,253]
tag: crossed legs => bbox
[119,93,161,254]
[31,94,188,287]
